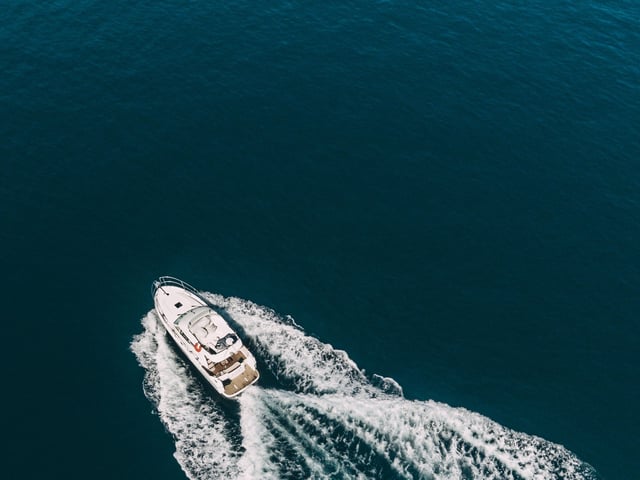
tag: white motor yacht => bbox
[151,276,259,398]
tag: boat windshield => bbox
[201,334,239,355]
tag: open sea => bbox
[2,1,638,479]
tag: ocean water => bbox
[2,1,638,479]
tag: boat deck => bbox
[154,285,205,323]
[223,364,259,396]
[208,350,246,375]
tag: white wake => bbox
[130,293,598,480]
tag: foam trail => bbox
[236,387,282,480]
[130,312,241,480]
[202,292,403,397]
[249,389,596,480]
[131,293,599,480]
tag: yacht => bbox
[151,276,259,398]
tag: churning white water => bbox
[130,293,597,480]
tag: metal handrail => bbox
[151,275,201,298]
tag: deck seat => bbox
[189,315,217,344]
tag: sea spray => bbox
[131,293,599,480]
[131,313,241,480]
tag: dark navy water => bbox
[2,1,638,479]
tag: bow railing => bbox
[151,275,200,298]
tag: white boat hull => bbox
[151,277,259,398]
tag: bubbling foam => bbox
[131,313,242,480]
[130,293,598,480]
[201,292,402,397]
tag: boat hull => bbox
[151,277,259,398]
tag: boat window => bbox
[201,344,217,355]
[175,302,183,308]
[177,328,191,344]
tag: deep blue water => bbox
[2,1,638,479]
